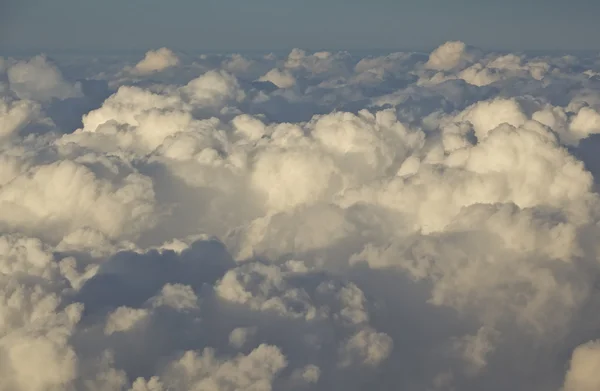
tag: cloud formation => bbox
[2,42,600,390]
[133,48,180,75]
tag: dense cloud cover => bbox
[2,42,600,390]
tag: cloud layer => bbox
[2,42,600,390]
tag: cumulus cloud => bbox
[132,48,180,75]
[564,341,600,391]
[0,97,44,139]
[6,55,83,101]
[3,41,600,391]
[425,41,480,72]
[419,42,555,87]
[258,68,297,89]
[0,160,157,242]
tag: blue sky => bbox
[1,0,599,53]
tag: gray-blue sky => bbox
[1,0,599,53]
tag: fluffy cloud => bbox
[141,344,287,391]
[425,41,479,72]
[419,42,556,87]
[133,48,180,75]
[0,97,44,139]
[258,68,297,89]
[3,41,600,391]
[564,341,600,391]
[0,160,157,242]
[6,55,83,102]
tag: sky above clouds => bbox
[2,0,600,52]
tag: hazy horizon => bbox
[3,0,600,53]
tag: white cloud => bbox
[133,48,180,75]
[425,41,479,72]
[0,98,44,139]
[338,328,393,368]
[152,344,287,391]
[455,98,527,140]
[0,160,157,242]
[228,327,256,348]
[105,307,149,335]
[2,41,600,391]
[259,68,297,88]
[564,341,600,391]
[570,106,600,139]
[7,55,83,102]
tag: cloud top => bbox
[133,48,180,75]
[1,42,600,390]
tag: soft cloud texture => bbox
[2,42,600,390]
[132,48,180,75]
[7,55,83,101]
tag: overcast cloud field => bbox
[3,41,600,391]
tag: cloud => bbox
[6,55,83,102]
[419,43,555,87]
[133,48,180,75]
[143,344,287,391]
[0,160,157,242]
[0,97,44,139]
[258,68,297,89]
[425,41,480,72]
[2,42,600,391]
[564,341,600,391]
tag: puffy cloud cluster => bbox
[3,41,600,390]
[418,42,565,88]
